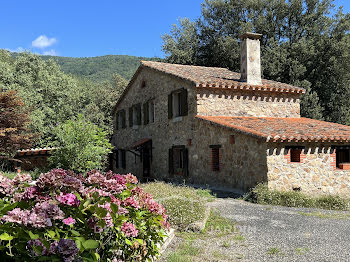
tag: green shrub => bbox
[49,115,112,173]
[244,183,350,210]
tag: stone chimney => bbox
[240,32,262,85]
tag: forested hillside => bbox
[41,55,161,82]
[0,50,130,147]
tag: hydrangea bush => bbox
[0,169,169,261]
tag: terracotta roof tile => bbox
[196,116,350,143]
[141,61,305,94]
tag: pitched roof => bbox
[141,61,305,94]
[196,116,350,143]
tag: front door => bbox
[142,140,152,178]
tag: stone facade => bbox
[267,144,350,196]
[112,63,350,196]
[196,88,300,118]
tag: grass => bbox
[298,211,350,219]
[266,247,282,255]
[244,183,350,211]
[0,169,44,180]
[142,182,215,230]
[295,247,311,255]
[166,211,240,262]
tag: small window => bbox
[169,146,188,175]
[168,88,188,119]
[336,148,350,168]
[141,80,146,88]
[149,99,155,123]
[290,148,302,163]
[210,145,221,171]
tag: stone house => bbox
[111,32,350,196]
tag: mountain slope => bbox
[41,54,161,82]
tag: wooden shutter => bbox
[121,150,126,169]
[129,107,133,127]
[136,104,142,125]
[143,102,149,125]
[183,148,189,176]
[121,110,126,128]
[290,149,301,162]
[180,88,188,116]
[168,148,174,174]
[168,93,173,119]
[211,147,220,171]
[115,112,119,130]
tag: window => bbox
[129,104,141,127]
[116,109,126,130]
[290,148,302,163]
[141,80,146,88]
[210,145,221,171]
[143,99,155,125]
[168,88,188,119]
[114,150,119,169]
[168,146,188,175]
[336,148,350,168]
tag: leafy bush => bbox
[0,169,169,261]
[49,115,112,173]
[244,183,350,210]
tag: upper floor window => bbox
[116,109,126,130]
[129,104,141,127]
[143,99,155,125]
[168,88,188,119]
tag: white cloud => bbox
[32,35,57,49]
[42,49,58,56]
[6,47,25,53]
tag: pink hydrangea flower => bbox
[2,208,30,225]
[12,173,32,185]
[0,174,14,196]
[121,222,138,237]
[87,170,106,185]
[63,217,76,225]
[124,173,138,184]
[123,197,140,209]
[56,193,80,207]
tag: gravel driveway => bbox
[210,199,350,262]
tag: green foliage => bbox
[162,0,350,124]
[41,54,161,82]
[49,115,112,173]
[0,50,129,146]
[244,183,350,210]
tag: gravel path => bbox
[210,199,350,262]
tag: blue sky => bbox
[0,0,348,58]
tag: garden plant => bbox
[0,169,169,261]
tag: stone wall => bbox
[189,119,268,191]
[267,144,350,196]
[196,88,300,118]
[112,68,197,180]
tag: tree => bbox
[49,115,112,173]
[162,0,350,124]
[0,90,32,157]
[0,51,129,146]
